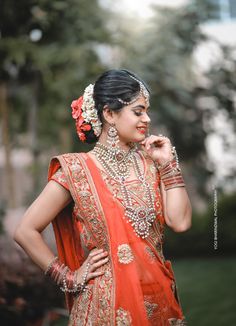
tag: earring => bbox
[107,124,119,148]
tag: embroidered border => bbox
[168,318,187,325]
[145,246,157,263]
[55,153,114,324]
[69,284,93,325]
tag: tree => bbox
[113,0,236,204]
[0,0,111,202]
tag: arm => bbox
[140,134,192,232]
[14,180,72,271]
[160,181,192,232]
[14,180,109,286]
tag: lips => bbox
[136,127,147,134]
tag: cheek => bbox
[120,118,137,133]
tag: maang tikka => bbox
[107,124,120,148]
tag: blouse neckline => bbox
[85,150,147,184]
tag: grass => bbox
[52,257,236,326]
[172,257,236,326]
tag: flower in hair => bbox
[70,84,102,142]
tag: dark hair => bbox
[84,69,150,144]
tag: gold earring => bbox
[107,123,119,148]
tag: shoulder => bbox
[50,152,86,164]
[48,152,85,180]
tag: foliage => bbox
[0,266,66,325]
[0,0,111,200]
[164,192,236,258]
[0,0,110,151]
[173,257,236,325]
[115,0,236,198]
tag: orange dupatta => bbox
[48,153,185,325]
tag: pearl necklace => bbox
[92,142,156,239]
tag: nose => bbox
[142,112,151,123]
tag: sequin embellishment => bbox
[116,307,132,325]
[117,244,134,264]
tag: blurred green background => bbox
[0,0,235,325]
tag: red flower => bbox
[78,132,86,142]
[75,119,91,142]
[71,96,83,119]
[81,124,91,131]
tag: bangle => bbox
[155,146,180,171]
[44,256,59,275]
[157,147,185,191]
[45,256,90,294]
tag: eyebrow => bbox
[131,105,150,111]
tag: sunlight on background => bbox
[114,0,188,17]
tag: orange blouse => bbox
[48,152,186,326]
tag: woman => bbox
[14,69,192,325]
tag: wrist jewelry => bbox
[157,147,185,191]
[45,256,89,294]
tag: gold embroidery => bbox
[144,300,158,319]
[62,153,109,250]
[53,168,67,183]
[143,293,175,324]
[57,153,114,324]
[145,246,157,263]
[171,280,176,293]
[51,168,69,190]
[69,284,93,325]
[96,266,113,324]
[99,151,167,264]
[171,280,182,305]
[117,244,134,264]
[116,307,132,326]
[168,318,187,325]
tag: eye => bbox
[134,111,142,116]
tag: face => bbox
[111,96,151,145]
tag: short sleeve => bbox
[49,167,69,191]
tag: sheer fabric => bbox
[48,152,186,325]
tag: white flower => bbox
[80,84,102,137]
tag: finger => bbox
[90,255,109,269]
[87,271,105,281]
[90,257,109,272]
[88,249,106,261]
[145,136,162,150]
[146,135,169,148]
[140,138,148,145]
[89,251,108,264]
[88,248,104,257]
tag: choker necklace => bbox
[92,142,134,180]
[92,142,156,239]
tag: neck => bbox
[98,131,133,152]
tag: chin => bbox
[134,134,146,142]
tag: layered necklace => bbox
[92,142,156,239]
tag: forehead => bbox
[126,96,148,110]
[115,96,149,117]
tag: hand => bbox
[76,248,109,284]
[140,134,173,165]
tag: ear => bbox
[102,105,116,124]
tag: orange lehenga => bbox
[48,151,186,326]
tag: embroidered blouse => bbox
[48,152,186,326]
